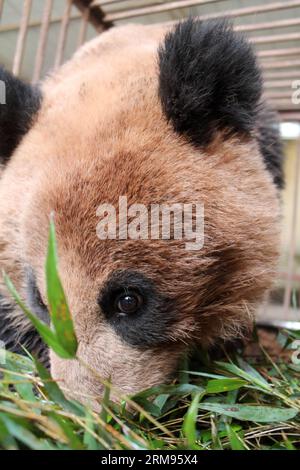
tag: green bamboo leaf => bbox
[284,439,297,450]
[225,423,246,450]
[206,378,247,394]
[199,403,298,423]
[0,416,18,449]
[0,349,34,373]
[133,383,203,399]
[237,357,270,386]
[46,218,78,358]
[4,369,36,403]
[100,382,111,423]
[153,394,169,412]
[84,409,103,450]
[2,349,36,402]
[183,392,201,450]
[0,415,46,450]
[135,397,162,418]
[48,412,84,450]
[215,361,272,391]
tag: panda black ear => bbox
[0,66,41,163]
[158,19,262,146]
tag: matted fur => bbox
[0,21,282,403]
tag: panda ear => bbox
[158,19,262,146]
[0,67,41,163]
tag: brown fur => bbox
[0,24,281,403]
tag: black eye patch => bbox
[0,292,49,366]
[25,268,50,325]
[98,270,177,348]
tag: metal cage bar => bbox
[12,0,32,76]
[0,0,4,22]
[32,0,53,83]
[54,0,73,68]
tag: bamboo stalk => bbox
[32,0,53,83]
[12,0,32,76]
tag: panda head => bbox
[0,19,281,403]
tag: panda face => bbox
[0,19,282,403]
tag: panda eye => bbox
[99,270,177,347]
[115,291,143,316]
[26,268,49,324]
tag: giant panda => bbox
[0,19,283,401]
